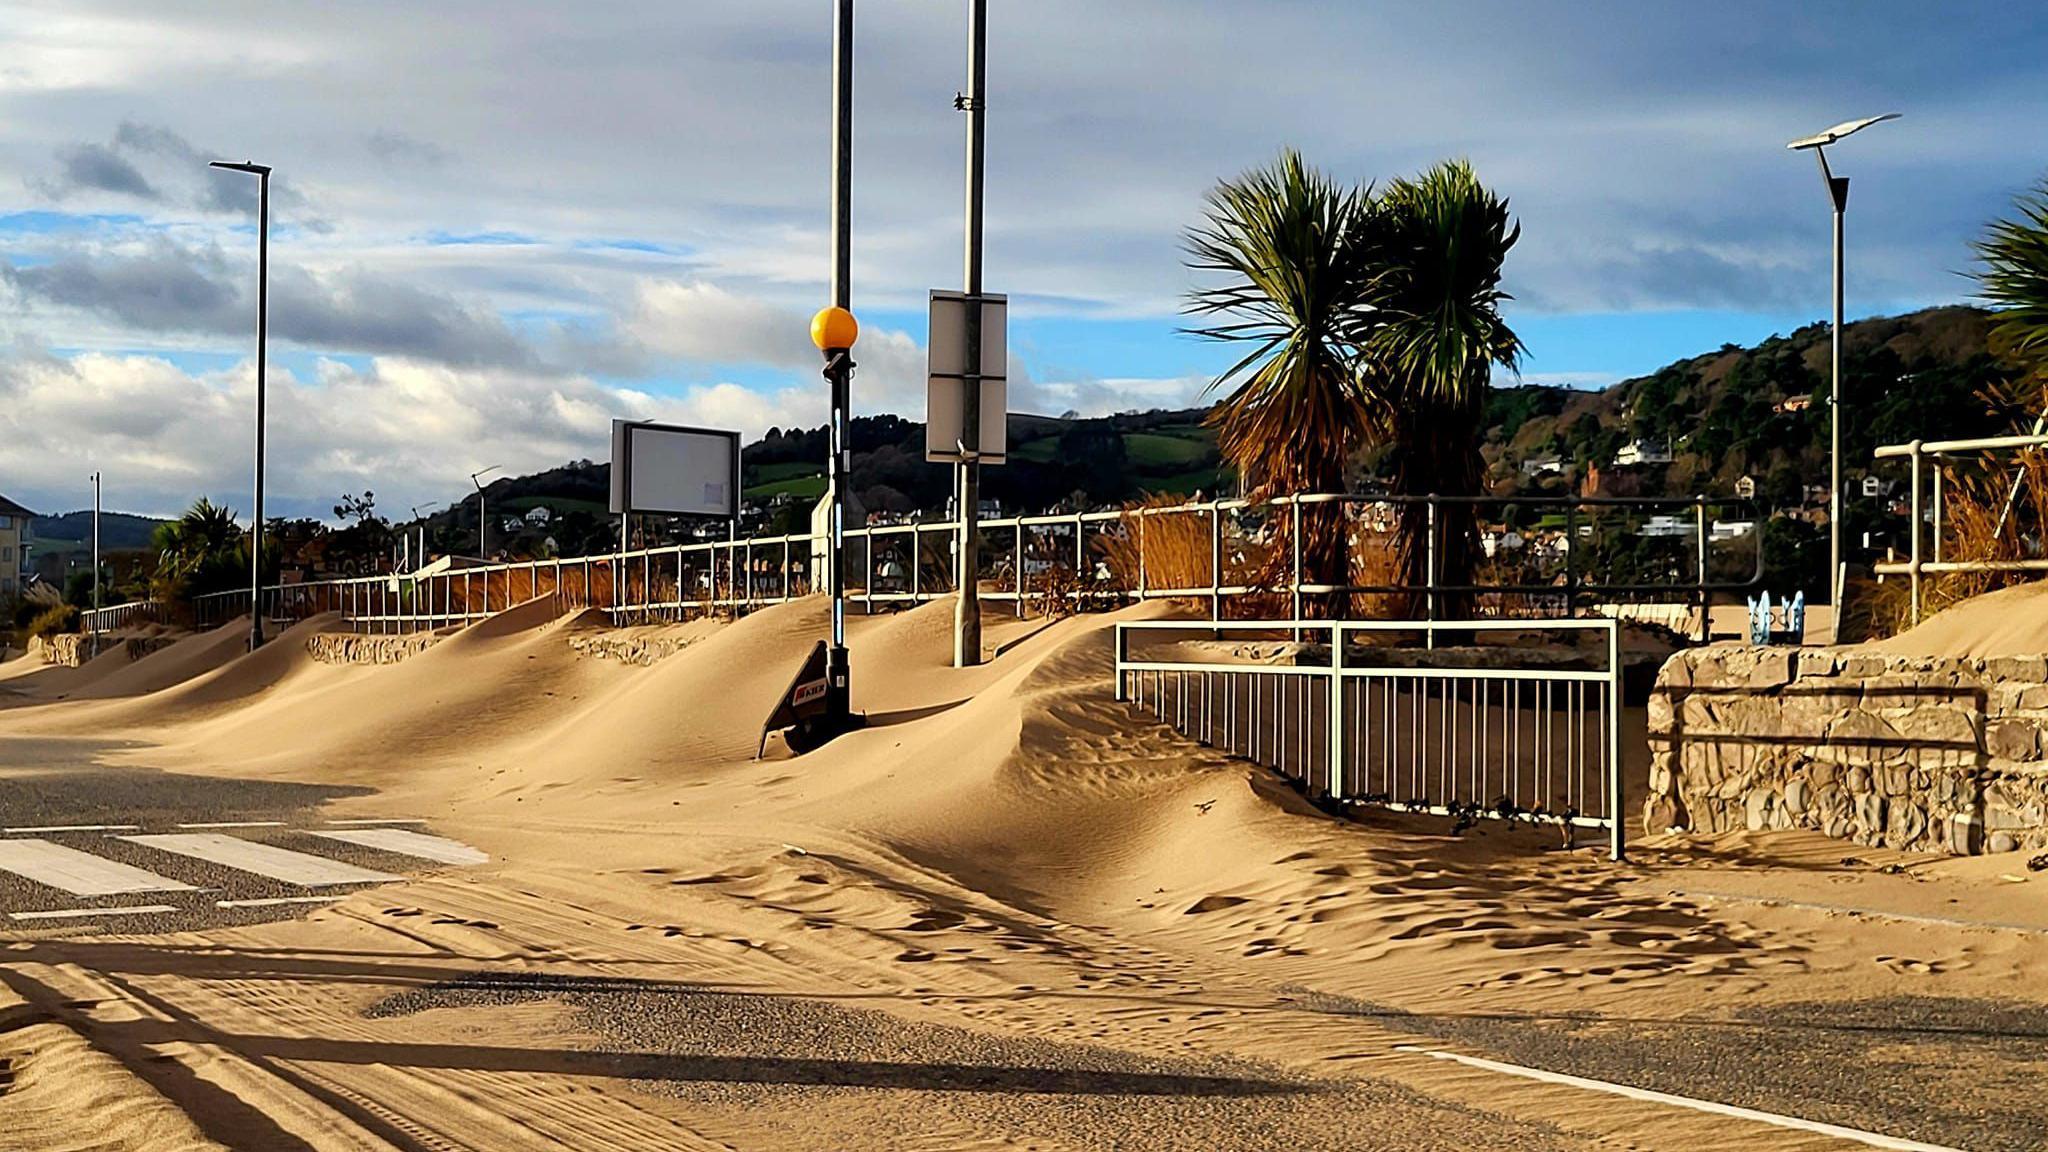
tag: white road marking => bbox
[177,821,287,829]
[1393,1045,1963,1152]
[215,895,347,909]
[9,904,181,921]
[121,833,399,887]
[0,839,196,896]
[325,818,428,826]
[311,828,487,866]
[3,824,141,834]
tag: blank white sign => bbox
[610,421,739,518]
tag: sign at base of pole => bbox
[759,640,860,755]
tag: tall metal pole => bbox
[953,0,987,668]
[90,471,101,659]
[251,171,270,649]
[825,0,855,720]
[1824,152,1848,644]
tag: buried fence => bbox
[1113,618,1625,860]
[149,491,1758,639]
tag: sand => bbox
[1872,579,2048,659]
[2,592,2046,1149]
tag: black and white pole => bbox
[208,159,271,650]
[471,465,499,560]
[953,0,987,669]
[809,0,858,730]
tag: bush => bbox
[27,603,79,639]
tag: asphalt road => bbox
[1296,988,2048,1152]
[0,737,467,933]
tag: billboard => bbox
[609,420,740,519]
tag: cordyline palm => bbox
[1976,180,2048,394]
[1186,151,1520,620]
[1368,161,1523,619]
[1184,150,1379,612]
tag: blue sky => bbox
[0,1,2042,518]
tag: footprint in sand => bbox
[1184,894,1251,915]
[1875,955,1950,975]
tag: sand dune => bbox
[1872,579,2048,658]
[5,591,2048,1149]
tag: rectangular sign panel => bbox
[927,290,1007,465]
[610,420,741,518]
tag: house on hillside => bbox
[1519,456,1563,478]
[1612,439,1673,467]
[0,493,32,601]
[523,505,552,526]
[1734,475,1757,500]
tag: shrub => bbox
[27,603,80,639]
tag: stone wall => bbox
[306,632,442,665]
[566,632,697,666]
[27,633,85,667]
[1645,647,2048,855]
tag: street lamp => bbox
[89,470,101,659]
[409,504,431,573]
[208,159,272,651]
[1787,113,1897,642]
[470,466,500,559]
[812,305,858,729]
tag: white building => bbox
[1612,439,1673,467]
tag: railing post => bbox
[1909,439,1923,627]
[1210,503,1223,625]
[1015,520,1025,618]
[1112,624,1126,701]
[1933,463,1945,566]
[1136,512,1146,601]
[1564,502,1579,620]
[1327,623,1345,801]
[1425,499,1437,649]
[1695,495,1709,644]
[1290,498,1302,640]
[1606,619,1624,862]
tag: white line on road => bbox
[121,833,400,887]
[0,839,196,896]
[177,821,288,829]
[325,818,428,826]
[1392,1045,1963,1152]
[3,824,141,834]
[215,895,347,909]
[311,828,487,866]
[9,904,180,921]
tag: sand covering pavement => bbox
[1,594,2047,1148]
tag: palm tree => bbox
[1976,180,2048,388]
[1185,152,1520,619]
[1184,150,1380,610]
[150,498,246,600]
[1366,161,1524,618]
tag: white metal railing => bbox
[182,491,1757,637]
[1113,618,1625,860]
[79,600,157,636]
[1873,433,2048,626]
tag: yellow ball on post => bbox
[810,306,859,352]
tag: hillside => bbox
[413,306,2021,562]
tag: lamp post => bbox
[1787,113,1897,643]
[470,466,500,560]
[812,306,858,728]
[208,159,272,650]
[89,470,101,659]
[410,504,430,572]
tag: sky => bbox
[0,1,2043,521]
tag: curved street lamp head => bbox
[1787,113,1900,151]
[469,465,501,491]
[208,159,273,175]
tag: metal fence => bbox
[78,600,156,635]
[97,490,1756,638]
[1113,618,1626,860]
[1873,432,2048,627]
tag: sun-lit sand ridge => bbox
[4,593,2048,1149]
